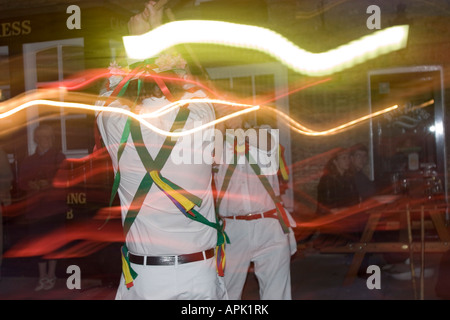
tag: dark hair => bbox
[34,124,54,137]
[349,143,368,155]
[323,147,350,176]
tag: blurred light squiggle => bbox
[0,97,260,137]
[123,21,409,76]
[0,95,402,137]
[264,104,400,136]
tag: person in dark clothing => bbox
[348,143,410,271]
[312,147,361,249]
[349,143,377,201]
[0,147,13,279]
[18,124,66,291]
[316,148,360,215]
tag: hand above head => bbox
[145,1,164,29]
[128,0,165,35]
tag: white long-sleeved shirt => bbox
[97,89,217,256]
[214,133,282,217]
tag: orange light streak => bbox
[264,104,399,135]
[0,92,414,138]
[0,97,260,137]
[39,68,220,98]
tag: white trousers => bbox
[115,255,228,300]
[223,217,294,300]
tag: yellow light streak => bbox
[0,91,429,138]
[141,98,260,118]
[263,104,400,136]
[123,20,409,76]
[0,96,399,138]
[0,98,259,138]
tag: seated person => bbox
[313,147,361,248]
[316,147,360,215]
[349,143,377,201]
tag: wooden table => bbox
[314,195,450,291]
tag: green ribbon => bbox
[103,63,228,285]
[215,139,290,234]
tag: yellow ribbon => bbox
[279,146,289,181]
[215,243,226,277]
[121,251,135,288]
[150,170,196,211]
[236,143,246,154]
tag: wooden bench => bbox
[303,196,450,291]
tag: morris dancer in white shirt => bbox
[214,115,297,300]
[96,0,228,300]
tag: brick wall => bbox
[284,9,450,217]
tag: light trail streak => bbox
[0,96,400,137]
[0,97,260,137]
[38,69,111,91]
[256,77,332,106]
[37,67,332,107]
[140,98,259,118]
[0,94,433,139]
[296,0,350,19]
[123,20,409,76]
[41,68,220,98]
[262,104,400,135]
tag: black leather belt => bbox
[128,248,215,266]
